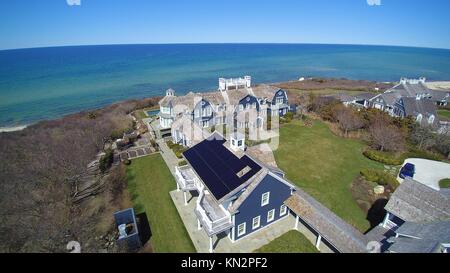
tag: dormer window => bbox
[416,114,423,123]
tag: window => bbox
[280,205,287,216]
[261,192,270,207]
[267,209,275,223]
[428,115,435,124]
[276,97,284,104]
[238,140,243,147]
[202,120,209,128]
[237,223,246,236]
[416,114,423,123]
[252,102,257,109]
[252,216,261,230]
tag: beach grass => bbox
[126,153,195,252]
[273,119,383,232]
[254,230,319,253]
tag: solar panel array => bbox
[183,135,262,200]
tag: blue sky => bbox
[1,0,450,50]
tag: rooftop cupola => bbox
[166,88,175,97]
[230,131,245,152]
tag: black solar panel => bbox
[183,134,262,200]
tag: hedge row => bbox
[167,140,187,159]
[363,150,404,166]
[364,148,443,166]
[360,168,399,190]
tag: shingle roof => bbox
[388,220,450,253]
[251,84,280,100]
[354,92,377,101]
[384,178,450,223]
[401,97,438,118]
[285,191,369,253]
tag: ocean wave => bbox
[0,124,28,133]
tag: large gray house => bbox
[158,76,290,147]
[335,77,448,127]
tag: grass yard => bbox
[273,119,383,232]
[126,154,195,252]
[254,230,319,253]
[438,109,450,121]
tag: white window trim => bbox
[261,192,270,207]
[280,205,287,216]
[252,216,261,230]
[267,209,275,223]
[237,223,246,236]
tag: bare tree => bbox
[410,124,436,150]
[335,106,365,136]
[368,115,405,152]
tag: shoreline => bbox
[1,79,448,133]
[0,124,28,133]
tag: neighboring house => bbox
[352,93,376,109]
[387,220,450,253]
[158,76,291,147]
[392,97,439,127]
[174,132,296,252]
[382,178,450,230]
[374,178,450,253]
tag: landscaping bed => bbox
[167,140,188,159]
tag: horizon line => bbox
[2,42,450,52]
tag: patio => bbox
[170,189,329,253]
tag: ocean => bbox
[1,43,450,129]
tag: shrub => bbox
[178,160,188,167]
[167,140,187,159]
[363,150,404,165]
[150,139,157,148]
[99,149,114,173]
[123,159,131,165]
[87,112,97,119]
[406,147,443,161]
[439,178,450,189]
[361,169,399,190]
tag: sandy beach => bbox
[425,81,450,90]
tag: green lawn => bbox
[439,178,450,188]
[438,109,450,121]
[273,120,383,232]
[254,230,319,253]
[126,154,195,252]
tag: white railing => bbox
[195,188,232,234]
[175,166,197,190]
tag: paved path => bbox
[400,158,450,190]
[157,139,181,175]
